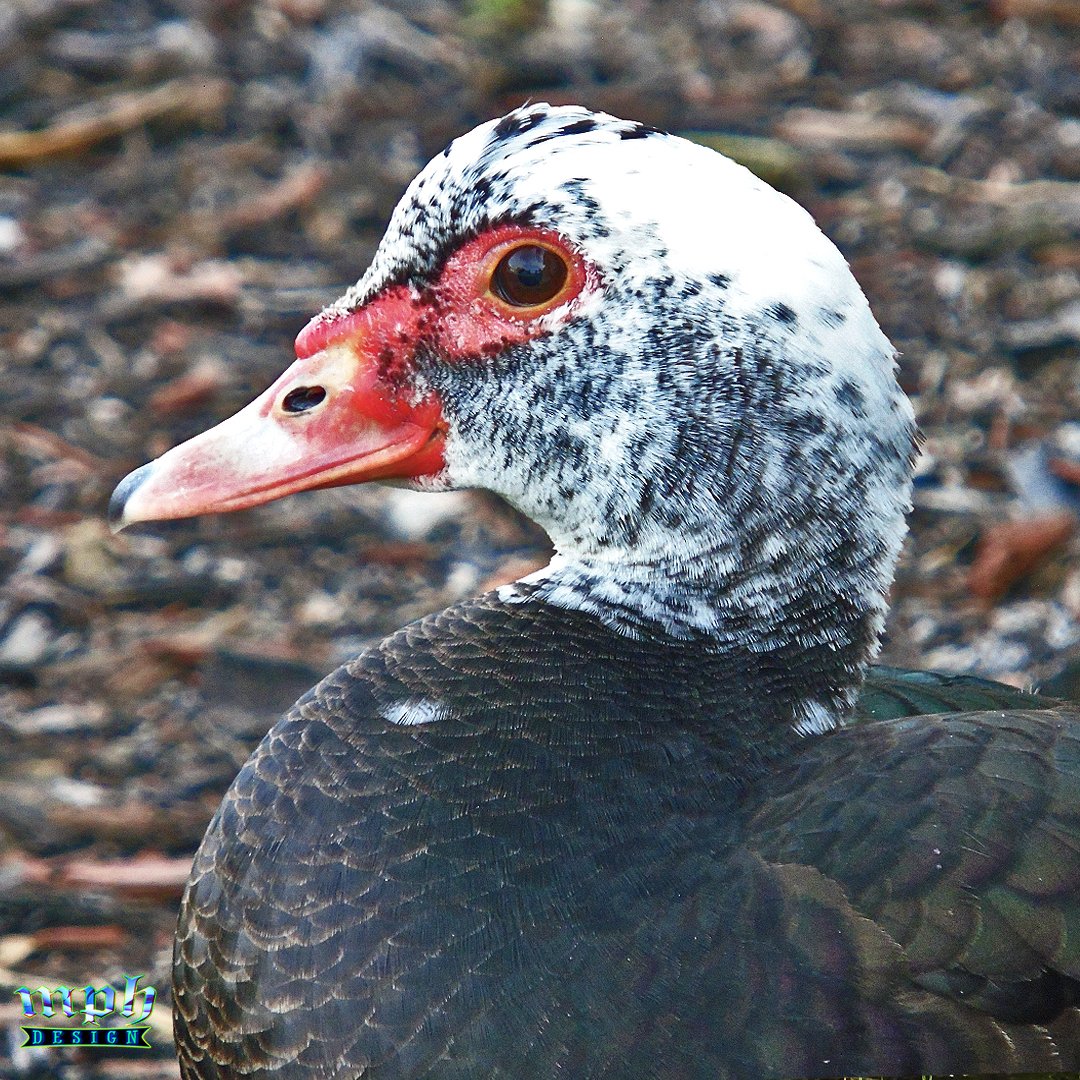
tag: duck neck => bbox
[505,547,887,735]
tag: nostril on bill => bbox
[282,386,327,414]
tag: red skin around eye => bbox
[295,225,597,369]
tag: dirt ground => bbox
[1,0,1079,1075]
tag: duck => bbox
[110,104,1080,1079]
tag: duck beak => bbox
[110,313,445,532]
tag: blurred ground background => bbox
[1,0,1079,1075]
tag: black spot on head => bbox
[834,379,865,414]
[558,180,608,236]
[470,174,493,202]
[550,427,585,466]
[377,344,396,375]
[819,307,847,328]
[493,112,522,140]
[778,410,827,439]
[709,273,731,291]
[529,131,563,147]
[559,117,598,137]
[492,108,549,142]
[620,121,662,140]
[768,302,797,326]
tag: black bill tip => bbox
[108,461,155,533]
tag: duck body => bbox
[110,105,1080,1078]
[174,593,1080,1079]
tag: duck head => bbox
[111,105,917,726]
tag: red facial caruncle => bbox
[110,225,598,530]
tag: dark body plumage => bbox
[174,593,1080,1078]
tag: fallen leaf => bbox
[149,360,225,415]
[967,512,1076,602]
[1050,457,1080,487]
[56,855,193,900]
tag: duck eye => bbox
[282,385,326,413]
[490,244,569,308]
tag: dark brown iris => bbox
[491,244,568,308]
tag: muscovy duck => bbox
[111,105,1080,1079]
